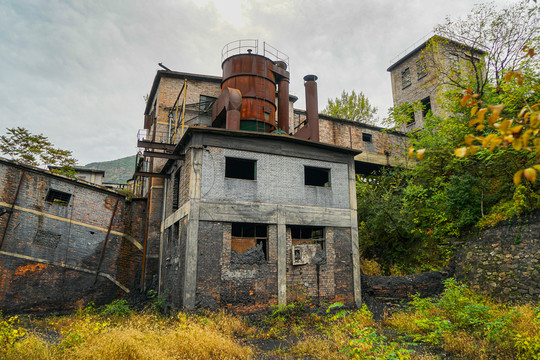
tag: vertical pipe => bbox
[304,75,319,142]
[0,170,25,249]
[94,197,120,283]
[277,77,290,133]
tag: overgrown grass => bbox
[388,278,540,360]
[1,282,538,359]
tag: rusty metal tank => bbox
[220,40,289,132]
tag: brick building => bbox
[387,35,485,132]
[0,158,145,313]
[134,40,411,310]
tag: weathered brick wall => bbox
[292,111,409,160]
[218,222,279,307]
[286,226,337,304]
[160,217,188,308]
[332,228,355,306]
[0,160,145,313]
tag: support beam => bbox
[183,148,203,310]
[277,206,287,306]
[134,171,168,178]
[137,140,176,152]
[143,150,185,160]
[348,158,362,307]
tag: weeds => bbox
[388,278,540,359]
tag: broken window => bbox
[291,226,324,247]
[401,67,411,89]
[304,166,330,187]
[172,167,181,211]
[362,133,372,142]
[231,223,268,264]
[416,59,427,79]
[290,226,326,265]
[199,95,216,115]
[45,189,71,206]
[421,97,431,118]
[225,157,256,180]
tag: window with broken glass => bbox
[401,67,411,89]
[290,226,326,265]
[199,95,217,116]
[231,223,268,264]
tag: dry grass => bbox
[3,311,253,360]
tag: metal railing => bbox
[221,39,289,67]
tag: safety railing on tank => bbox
[221,39,289,67]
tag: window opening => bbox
[225,157,256,180]
[45,189,71,206]
[304,166,330,187]
[416,59,427,79]
[33,230,61,248]
[421,97,431,118]
[401,67,411,89]
[290,226,325,248]
[362,133,372,142]
[199,95,216,115]
[172,167,181,211]
[231,223,268,264]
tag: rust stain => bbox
[14,263,48,276]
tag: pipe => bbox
[304,74,319,142]
[94,197,120,283]
[277,77,290,133]
[0,170,25,249]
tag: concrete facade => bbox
[0,158,145,313]
[158,128,362,310]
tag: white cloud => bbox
[0,0,514,164]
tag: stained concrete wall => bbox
[0,159,145,313]
[200,147,350,209]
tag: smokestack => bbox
[304,74,319,142]
[276,61,290,133]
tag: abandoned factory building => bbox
[134,40,409,310]
[1,40,411,313]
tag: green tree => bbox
[0,127,77,174]
[323,90,377,124]
[425,0,539,96]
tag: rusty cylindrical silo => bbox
[216,41,290,133]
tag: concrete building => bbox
[0,158,145,313]
[158,127,361,309]
[135,40,396,309]
[387,35,485,132]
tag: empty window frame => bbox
[231,223,268,262]
[421,96,431,118]
[199,95,217,115]
[290,226,325,248]
[362,133,372,142]
[45,189,71,206]
[225,157,256,180]
[416,59,427,79]
[304,166,330,187]
[401,67,411,89]
[172,167,181,211]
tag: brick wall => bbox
[0,160,145,313]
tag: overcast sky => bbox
[0,0,515,165]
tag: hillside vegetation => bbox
[84,155,136,184]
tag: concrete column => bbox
[183,147,203,309]
[277,206,287,306]
[348,158,362,307]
